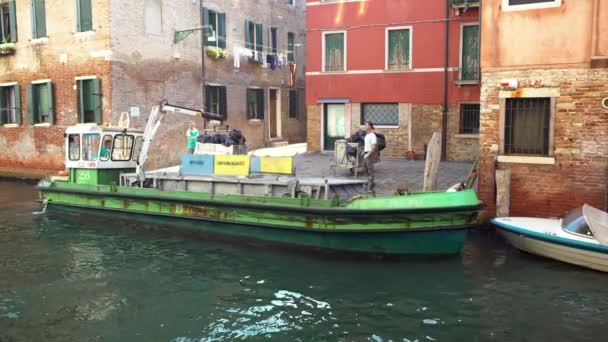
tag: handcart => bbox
[331,139,364,177]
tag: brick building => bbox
[478,0,608,218]
[0,0,306,176]
[305,0,481,161]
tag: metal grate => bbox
[362,103,399,126]
[505,97,550,155]
[459,103,480,134]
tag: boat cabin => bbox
[65,124,144,185]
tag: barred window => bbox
[362,103,399,126]
[505,98,550,156]
[459,103,480,134]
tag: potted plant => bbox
[0,37,16,55]
[207,46,227,60]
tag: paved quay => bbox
[294,153,473,196]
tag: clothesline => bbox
[209,35,298,56]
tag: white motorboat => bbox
[492,205,608,272]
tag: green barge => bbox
[37,105,484,255]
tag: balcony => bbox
[0,43,16,56]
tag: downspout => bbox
[441,0,450,160]
[590,0,599,59]
[200,0,207,130]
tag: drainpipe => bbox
[590,0,599,58]
[441,0,451,161]
[200,0,207,130]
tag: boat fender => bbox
[58,170,69,177]
[447,182,465,192]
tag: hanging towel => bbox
[233,47,241,68]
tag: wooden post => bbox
[423,132,441,192]
[496,169,511,217]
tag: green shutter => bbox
[47,82,55,124]
[255,23,263,52]
[34,0,47,38]
[245,20,251,49]
[77,80,84,123]
[92,79,102,124]
[288,32,294,62]
[325,33,344,71]
[219,86,227,119]
[257,89,264,119]
[218,13,226,49]
[78,0,93,32]
[26,84,35,125]
[8,1,17,42]
[204,85,210,113]
[13,85,22,125]
[203,8,210,42]
[462,25,480,80]
[0,88,6,124]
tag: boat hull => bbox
[494,222,608,272]
[38,182,482,255]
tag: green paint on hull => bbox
[38,181,483,255]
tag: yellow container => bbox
[214,155,250,176]
[260,156,294,175]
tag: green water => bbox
[1,180,607,341]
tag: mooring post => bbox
[496,169,511,217]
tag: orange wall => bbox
[481,0,608,68]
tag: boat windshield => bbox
[562,207,594,238]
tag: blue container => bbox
[250,156,261,173]
[181,154,214,175]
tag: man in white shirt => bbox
[363,121,378,192]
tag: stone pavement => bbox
[294,153,473,196]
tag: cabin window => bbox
[99,135,112,161]
[386,27,411,70]
[132,136,144,162]
[323,31,345,72]
[82,133,100,161]
[459,103,480,134]
[112,134,134,161]
[68,134,80,161]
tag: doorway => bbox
[323,103,345,151]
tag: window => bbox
[288,0,295,5]
[68,134,80,161]
[502,0,561,11]
[459,103,480,134]
[287,32,295,62]
[77,78,102,124]
[0,1,17,43]
[245,20,263,52]
[204,85,227,119]
[132,136,144,162]
[144,0,161,35]
[99,135,112,161]
[0,84,21,125]
[323,32,345,72]
[76,0,92,32]
[288,90,297,119]
[460,24,480,81]
[269,27,278,53]
[386,27,411,70]
[32,0,47,39]
[82,133,100,161]
[112,134,135,161]
[246,88,264,120]
[504,98,550,156]
[27,82,54,124]
[362,104,399,127]
[203,8,225,48]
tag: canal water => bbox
[1,180,607,342]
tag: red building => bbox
[306,0,481,161]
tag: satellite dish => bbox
[118,112,130,129]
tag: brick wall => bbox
[446,104,480,162]
[0,0,111,174]
[410,104,442,159]
[306,104,322,152]
[478,68,608,219]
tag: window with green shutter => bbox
[0,85,21,125]
[387,28,410,70]
[204,85,227,119]
[246,88,264,120]
[77,0,93,32]
[32,0,47,39]
[77,78,102,124]
[0,1,17,43]
[203,8,225,48]
[270,27,278,53]
[27,82,54,125]
[287,32,295,62]
[324,32,344,72]
[245,20,263,52]
[460,24,480,81]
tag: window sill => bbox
[74,30,96,38]
[375,125,399,129]
[248,119,263,123]
[455,134,480,139]
[30,37,49,45]
[497,155,555,165]
[383,68,413,73]
[321,70,347,74]
[34,123,52,127]
[2,124,20,128]
[454,79,480,86]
